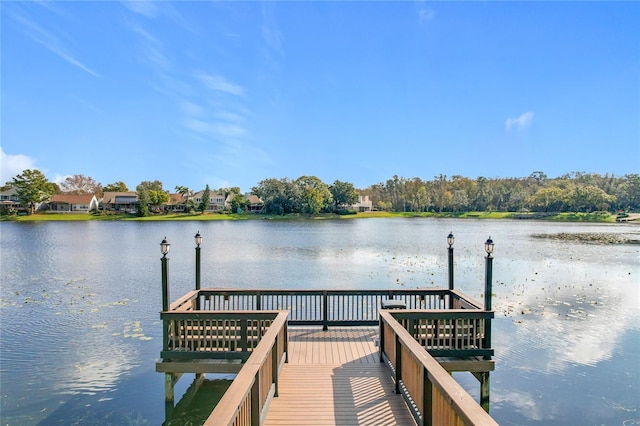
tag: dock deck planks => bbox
[263,327,415,426]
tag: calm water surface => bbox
[1,219,638,425]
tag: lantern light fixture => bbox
[160,237,170,257]
[447,232,455,248]
[484,237,494,256]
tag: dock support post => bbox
[165,373,175,402]
[473,371,491,412]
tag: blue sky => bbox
[2,1,638,193]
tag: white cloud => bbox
[126,22,172,70]
[213,123,246,139]
[52,174,72,186]
[196,72,245,97]
[416,1,435,24]
[505,111,535,131]
[0,147,37,184]
[180,101,202,116]
[121,0,158,19]
[183,118,209,134]
[261,3,285,58]
[7,7,100,77]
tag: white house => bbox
[351,195,373,212]
[0,186,21,212]
[49,194,99,213]
[193,190,228,211]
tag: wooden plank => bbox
[435,357,495,373]
[264,364,414,426]
[155,360,243,374]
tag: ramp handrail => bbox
[205,311,288,426]
[379,310,498,426]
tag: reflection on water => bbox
[1,219,638,425]
[164,377,231,425]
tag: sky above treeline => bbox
[2,1,639,192]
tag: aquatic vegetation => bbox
[532,232,640,244]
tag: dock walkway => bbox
[264,327,415,426]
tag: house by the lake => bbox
[48,194,99,213]
[351,195,373,212]
[0,186,22,213]
[101,192,138,213]
[192,190,229,212]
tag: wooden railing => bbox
[175,288,483,328]
[205,311,289,426]
[391,310,494,358]
[379,311,498,426]
[161,310,283,361]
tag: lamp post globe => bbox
[484,237,494,257]
[194,231,203,247]
[447,232,455,248]
[160,237,170,257]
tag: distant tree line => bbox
[364,172,640,213]
[3,169,639,215]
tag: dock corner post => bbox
[160,237,171,312]
[483,237,494,360]
[322,291,328,331]
[194,231,202,309]
[447,232,455,291]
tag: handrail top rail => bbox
[380,311,498,426]
[205,311,288,426]
[161,310,284,319]
[169,290,199,310]
[389,309,494,318]
[448,289,485,309]
[196,287,450,294]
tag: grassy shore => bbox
[0,210,622,223]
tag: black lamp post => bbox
[483,237,494,360]
[194,231,202,291]
[447,232,455,290]
[484,237,494,310]
[160,237,170,312]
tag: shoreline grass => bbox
[0,211,624,223]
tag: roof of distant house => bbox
[50,194,96,204]
[102,192,137,203]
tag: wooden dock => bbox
[264,327,415,425]
[157,289,498,425]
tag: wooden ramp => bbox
[263,327,415,426]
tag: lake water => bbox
[1,218,638,425]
